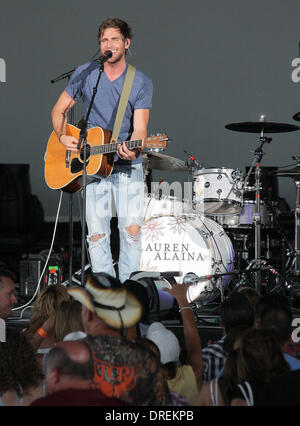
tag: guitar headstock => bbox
[144,133,169,150]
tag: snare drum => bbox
[140,214,234,302]
[193,167,243,215]
[213,200,273,229]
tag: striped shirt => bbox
[202,336,226,383]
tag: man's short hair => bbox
[45,345,93,381]
[97,18,132,41]
[0,268,16,285]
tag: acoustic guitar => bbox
[44,124,168,193]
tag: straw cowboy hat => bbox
[68,273,142,330]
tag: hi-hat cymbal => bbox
[225,121,300,133]
[144,152,188,171]
[272,166,300,179]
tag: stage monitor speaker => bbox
[19,253,63,300]
[19,255,45,300]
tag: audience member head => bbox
[222,327,290,402]
[0,328,43,397]
[219,292,255,335]
[147,321,181,381]
[44,341,93,395]
[0,268,17,319]
[255,293,291,324]
[258,304,293,346]
[147,321,180,364]
[82,333,172,405]
[68,272,142,337]
[30,284,70,327]
[235,327,290,383]
[238,287,261,310]
[54,300,84,343]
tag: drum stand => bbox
[291,172,300,281]
[242,131,272,292]
[275,157,300,285]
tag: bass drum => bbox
[140,214,234,302]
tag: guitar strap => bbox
[110,64,136,143]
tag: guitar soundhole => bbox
[70,145,91,173]
[79,144,91,162]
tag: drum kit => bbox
[140,114,300,306]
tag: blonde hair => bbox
[30,284,70,326]
[54,299,84,342]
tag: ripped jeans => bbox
[85,163,144,283]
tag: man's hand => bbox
[117,142,140,160]
[163,283,190,308]
[59,134,79,151]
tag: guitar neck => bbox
[91,139,143,155]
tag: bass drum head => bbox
[140,214,234,302]
[143,193,192,220]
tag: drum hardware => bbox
[184,150,202,171]
[272,157,300,283]
[244,166,280,202]
[231,259,281,292]
[224,114,300,292]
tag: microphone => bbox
[97,50,113,64]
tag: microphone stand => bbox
[50,70,76,287]
[50,50,101,287]
[50,68,75,84]
[77,58,107,287]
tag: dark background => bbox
[1,0,299,221]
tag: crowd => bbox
[1,266,300,406]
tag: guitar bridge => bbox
[65,150,71,168]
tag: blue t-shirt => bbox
[283,353,300,371]
[65,61,153,164]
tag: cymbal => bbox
[293,112,300,122]
[272,166,300,179]
[225,121,300,133]
[143,152,188,171]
